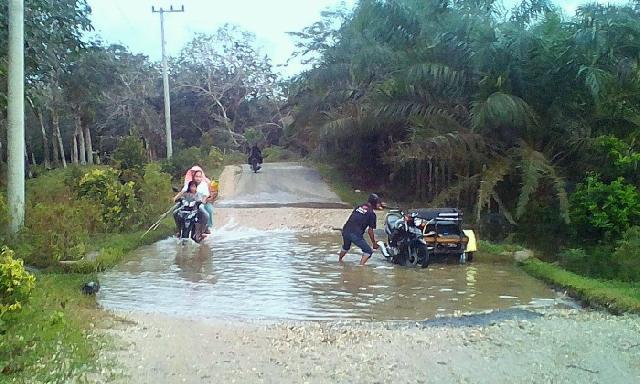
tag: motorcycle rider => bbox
[248,144,263,169]
[338,193,383,265]
[172,180,200,237]
[173,169,210,238]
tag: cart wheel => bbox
[467,252,474,262]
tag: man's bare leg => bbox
[338,250,347,262]
[360,254,371,266]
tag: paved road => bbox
[215,162,349,208]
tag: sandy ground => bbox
[98,310,640,384]
[95,164,640,383]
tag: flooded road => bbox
[98,227,570,321]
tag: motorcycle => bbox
[248,154,262,173]
[174,198,204,244]
[378,210,432,268]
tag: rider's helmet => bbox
[368,193,381,208]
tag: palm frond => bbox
[490,191,517,225]
[429,174,480,207]
[476,157,512,218]
[471,92,537,131]
[515,145,547,218]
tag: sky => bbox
[87,0,629,77]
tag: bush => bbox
[21,202,97,266]
[262,146,300,162]
[160,146,202,180]
[0,247,36,320]
[112,136,148,172]
[558,248,590,275]
[138,163,173,225]
[570,174,640,242]
[76,168,138,231]
[0,193,9,243]
[63,165,85,191]
[613,226,640,282]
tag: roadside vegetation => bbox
[0,137,231,381]
[284,0,640,301]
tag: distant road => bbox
[215,162,349,209]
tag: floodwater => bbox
[98,226,572,321]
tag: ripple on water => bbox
[98,230,573,321]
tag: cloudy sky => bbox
[86,0,628,77]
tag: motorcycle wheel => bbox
[251,159,259,173]
[419,247,430,269]
[406,247,419,267]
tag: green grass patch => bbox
[477,240,524,255]
[0,273,112,383]
[311,162,364,206]
[521,258,640,314]
[67,220,174,273]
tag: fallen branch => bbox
[141,205,176,238]
[566,364,599,374]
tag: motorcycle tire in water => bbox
[251,158,260,173]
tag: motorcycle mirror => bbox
[172,186,181,193]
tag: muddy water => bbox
[98,227,571,321]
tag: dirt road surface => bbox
[97,163,640,384]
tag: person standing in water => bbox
[339,193,383,265]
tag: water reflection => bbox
[98,229,572,320]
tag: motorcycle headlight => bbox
[414,218,424,227]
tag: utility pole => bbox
[7,0,25,233]
[152,4,184,159]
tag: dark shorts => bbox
[341,232,373,256]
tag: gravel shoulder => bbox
[100,309,640,384]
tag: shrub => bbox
[262,146,300,162]
[63,165,85,191]
[0,247,36,320]
[613,226,640,282]
[21,202,97,266]
[558,248,590,276]
[138,163,173,225]
[112,136,148,172]
[160,146,202,180]
[76,168,138,231]
[570,174,640,242]
[0,193,9,243]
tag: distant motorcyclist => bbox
[248,144,263,170]
[338,193,383,265]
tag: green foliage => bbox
[160,147,203,180]
[0,193,9,243]
[21,202,98,267]
[613,226,640,282]
[0,247,36,320]
[63,165,86,191]
[570,174,640,242]
[262,146,300,162]
[138,163,173,226]
[112,136,148,172]
[0,274,107,381]
[76,168,138,231]
[521,258,640,314]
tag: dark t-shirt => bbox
[343,203,377,235]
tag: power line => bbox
[151,4,184,159]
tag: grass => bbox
[0,273,114,383]
[477,240,524,255]
[521,258,640,314]
[67,220,175,273]
[311,162,364,206]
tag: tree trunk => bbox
[38,111,51,168]
[52,109,67,168]
[72,134,79,164]
[74,113,86,164]
[84,125,93,164]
